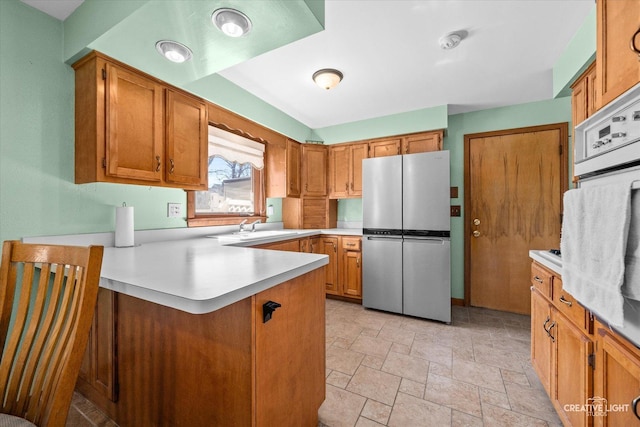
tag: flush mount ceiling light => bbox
[155,40,193,63]
[312,69,343,90]
[439,32,464,50]
[212,8,252,37]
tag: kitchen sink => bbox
[211,230,299,241]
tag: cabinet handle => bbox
[630,27,640,59]
[356,257,360,268]
[533,276,543,283]
[543,316,551,336]
[547,321,556,342]
[345,183,348,191]
[169,158,175,174]
[350,182,354,191]
[559,295,573,307]
[632,395,640,420]
[156,155,161,172]
[263,300,281,323]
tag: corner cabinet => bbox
[596,0,640,109]
[266,138,301,198]
[301,144,328,197]
[73,51,207,190]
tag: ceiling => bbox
[21,0,595,130]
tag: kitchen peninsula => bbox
[26,231,329,426]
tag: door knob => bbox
[473,218,480,226]
[473,230,480,238]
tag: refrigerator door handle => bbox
[365,236,403,241]
[403,237,446,243]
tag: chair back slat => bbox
[0,241,103,426]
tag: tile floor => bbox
[67,299,561,427]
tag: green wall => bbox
[0,0,579,302]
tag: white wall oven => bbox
[574,82,640,347]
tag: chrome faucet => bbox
[250,219,261,232]
[239,219,248,233]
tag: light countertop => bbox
[529,250,562,276]
[23,226,361,315]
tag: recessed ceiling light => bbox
[212,8,252,37]
[155,40,193,63]
[312,69,343,90]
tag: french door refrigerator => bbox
[362,150,451,323]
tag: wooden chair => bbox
[0,241,103,426]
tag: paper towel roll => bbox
[115,205,134,247]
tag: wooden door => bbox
[465,124,567,314]
[105,63,163,182]
[369,138,400,157]
[349,143,368,196]
[329,145,350,198]
[302,145,327,196]
[402,131,442,154]
[596,0,640,109]
[287,139,301,197]
[165,89,207,189]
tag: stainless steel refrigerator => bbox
[362,150,451,323]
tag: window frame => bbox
[186,125,267,227]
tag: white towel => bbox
[560,181,633,327]
[624,189,640,300]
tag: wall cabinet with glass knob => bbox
[73,51,207,190]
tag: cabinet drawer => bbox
[342,237,361,251]
[531,263,552,298]
[553,277,590,332]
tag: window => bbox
[187,126,265,227]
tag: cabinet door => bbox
[165,90,208,189]
[572,74,589,128]
[349,143,368,196]
[254,269,325,426]
[343,250,362,298]
[553,310,593,427]
[317,237,339,294]
[105,63,163,182]
[302,145,327,196]
[596,0,640,108]
[79,288,118,402]
[369,138,400,158]
[531,288,553,395]
[329,145,350,198]
[594,325,640,427]
[402,131,442,154]
[287,139,301,197]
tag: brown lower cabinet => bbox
[258,235,362,301]
[76,268,325,426]
[530,261,640,426]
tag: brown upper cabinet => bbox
[266,138,301,198]
[73,51,207,190]
[369,137,401,157]
[301,144,328,197]
[328,142,368,198]
[403,132,443,154]
[596,0,640,109]
[368,131,444,158]
[571,62,597,128]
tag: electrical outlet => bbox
[167,203,182,218]
[450,205,461,217]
